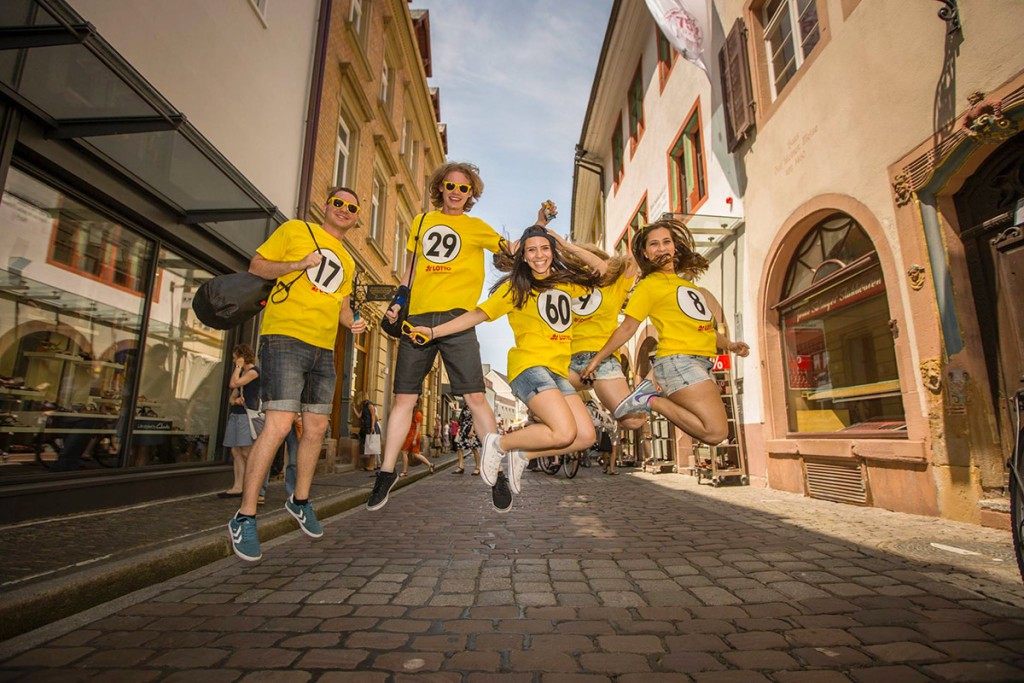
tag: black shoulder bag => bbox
[381,213,427,338]
[192,223,322,330]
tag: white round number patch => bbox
[306,249,346,294]
[421,225,461,264]
[676,286,713,321]
[538,290,572,333]
[571,289,603,318]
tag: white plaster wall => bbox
[70,0,319,219]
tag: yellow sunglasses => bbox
[443,181,473,193]
[328,197,360,214]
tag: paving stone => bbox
[721,649,800,670]
[923,661,1024,680]
[848,667,932,683]
[862,641,947,663]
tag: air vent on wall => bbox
[804,459,868,505]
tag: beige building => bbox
[575,0,1024,525]
[303,0,447,456]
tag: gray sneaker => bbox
[480,432,504,487]
[491,472,513,513]
[507,450,528,495]
[228,514,262,562]
[284,496,323,538]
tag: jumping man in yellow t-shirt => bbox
[228,186,366,562]
[582,218,749,446]
[411,218,604,509]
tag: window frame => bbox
[333,113,354,189]
[370,173,386,242]
[656,28,678,92]
[626,60,645,155]
[610,113,625,190]
[667,99,708,215]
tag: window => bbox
[393,217,409,274]
[409,139,420,176]
[777,214,904,435]
[719,19,755,149]
[611,115,624,186]
[627,61,644,147]
[400,119,410,157]
[657,29,677,90]
[380,60,390,105]
[349,0,363,35]
[617,198,648,256]
[333,114,354,188]
[762,0,820,98]
[370,174,386,241]
[668,104,707,213]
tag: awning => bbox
[659,212,744,253]
[0,0,281,229]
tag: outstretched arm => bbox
[411,308,490,342]
[339,296,367,334]
[581,315,642,378]
[249,252,320,280]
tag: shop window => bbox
[668,103,707,213]
[611,115,625,187]
[48,208,150,296]
[627,61,645,150]
[761,0,820,99]
[657,28,677,90]
[776,214,905,435]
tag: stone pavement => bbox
[2,465,1024,681]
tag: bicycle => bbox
[1008,390,1024,580]
[537,451,582,478]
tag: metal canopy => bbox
[0,0,279,227]
[660,212,743,248]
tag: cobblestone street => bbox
[3,467,1024,682]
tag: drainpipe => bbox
[296,0,332,221]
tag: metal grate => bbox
[804,459,868,505]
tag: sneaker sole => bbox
[285,504,324,539]
[366,476,398,511]
[492,500,513,514]
[227,522,262,562]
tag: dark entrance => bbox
[954,130,1024,458]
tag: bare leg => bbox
[239,410,297,515]
[400,451,409,475]
[471,447,481,473]
[464,392,497,439]
[226,446,246,493]
[502,393,596,459]
[291,412,328,501]
[650,380,729,445]
[456,449,465,470]
[381,394,418,472]
[411,449,432,470]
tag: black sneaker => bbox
[491,472,513,514]
[367,470,399,511]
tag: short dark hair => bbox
[327,186,360,204]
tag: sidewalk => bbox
[0,453,459,640]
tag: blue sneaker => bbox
[613,379,660,419]
[285,496,323,538]
[228,514,262,562]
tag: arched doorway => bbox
[954,130,1024,458]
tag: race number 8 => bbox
[538,290,572,332]
[676,286,713,321]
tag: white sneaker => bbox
[506,450,528,495]
[480,433,504,487]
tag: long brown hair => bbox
[491,225,600,309]
[579,243,632,288]
[631,218,708,280]
[427,161,484,212]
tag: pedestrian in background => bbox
[400,399,433,476]
[220,344,260,500]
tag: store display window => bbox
[0,167,229,478]
[777,214,906,435]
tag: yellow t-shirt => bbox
[257,219,355,349]
[622,272,717,358]
[570,271,635,356]
[406,211,504,315]
[478,282,587,382]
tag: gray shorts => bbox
[653,354,715,396]
[394,308,485,395]
[509,366,576,405]
[569,351,626,381]
[258,334,335,414]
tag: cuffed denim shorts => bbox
[569,351,626,381]
[509,366,576,405]
[394,308,485,395]
[258,334,336,414]
[222,412,254,447]
[653,354,715,396]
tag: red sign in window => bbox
[713,354,731,371]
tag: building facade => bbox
[575,0,1024,525]
[303,0,447,459]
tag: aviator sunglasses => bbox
[443,181,473,193]
[328,197,360,214]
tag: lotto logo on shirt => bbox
[424,265,453,273]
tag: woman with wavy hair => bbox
[583,218,749,445]
[411,209,603,510]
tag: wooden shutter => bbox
[719,19,755,151]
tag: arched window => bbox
[775,214,905,435]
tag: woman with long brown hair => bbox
[582,218,749,444]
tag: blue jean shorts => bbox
[569,352,626,381]
[653,354,715,396]
[509,366,576,405]
[258,334,336,414]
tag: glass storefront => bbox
[0,166,229,478]
[778,214,906,435]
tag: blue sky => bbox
[415,0,613,375]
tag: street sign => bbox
[713,354,731,371]
[365,284,396,302]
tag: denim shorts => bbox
[258,334,336,414]
[653,354,715,396]
[394,308,485,395]
[569,351,626,381]
[509,366,577,405]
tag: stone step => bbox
[980,497,1011,531]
